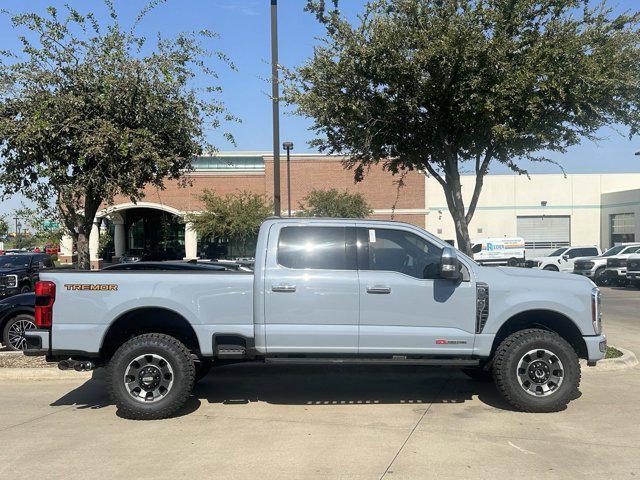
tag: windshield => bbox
[548,248,568,257]
[0,256,30,268]
[602,245,626,257]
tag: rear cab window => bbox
[277,226,356,270]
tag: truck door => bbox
[263,223,359,353]
[356,226,476,355]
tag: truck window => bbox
[471,243,482,254]
[358,228,442,279]
[277,226,355,270]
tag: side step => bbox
[216,345,247,359]
[265,357,479,366]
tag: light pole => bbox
[283,141,294,217]
[13,216,20,244]
[270,0,281,216]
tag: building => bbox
[58,152,426,267]
[57,152,640,267]
[427,173,640,257]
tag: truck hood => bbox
[0,267,24,274]
[479,265,593,285]
[530,256,560,263]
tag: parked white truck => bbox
[25,219,606,419]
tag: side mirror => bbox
[562,255,570,261]
[440,247,461,280]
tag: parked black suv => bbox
[0,253,54,299]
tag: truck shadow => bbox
[50,363,524,417]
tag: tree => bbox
[0,215,8,239]
[286,0,640,254]
[15,205,65,248]
[298,188,373,218]
[0,2,234,268]
[186,189,272,255]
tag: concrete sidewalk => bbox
[0,362,638,480]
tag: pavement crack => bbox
[0,405,76,433]
[378,379,450,480]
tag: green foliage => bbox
[287,0,640,253]
[298,188,373,218]
[186,189,272,242]
[0,215,8,238]
[98,228,113,257]
[0,1,235,268]
[13,205,65,247]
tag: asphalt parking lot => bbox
[0,287,638,480]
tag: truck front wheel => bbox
[493,329,580,413]
[107,333,195,420]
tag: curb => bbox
[581,346,638,372]
[0,367,93,381]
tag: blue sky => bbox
[1,0,639,216]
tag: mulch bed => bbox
[0,350,55,368]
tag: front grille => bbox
[476,283,489,333]
[574,261,594,271]
[628,259,640,271]
[607,258,627,268]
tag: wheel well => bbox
[491,310,587,359]
[100,307,200,359]
[543,264,559,271]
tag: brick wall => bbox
[264,155,424,212]
[106,154,426,228]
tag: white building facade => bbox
[425,173,640,257]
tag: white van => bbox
[471,237,525,266]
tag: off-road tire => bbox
[593,267,606,285]
[493,329,580,413]
[194,359,213,383]
[107,333,195,420]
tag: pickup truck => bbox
[24,218,606,419]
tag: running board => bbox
[265,357,479,366]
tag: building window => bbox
[610,213,635,245]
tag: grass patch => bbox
[605,346,623,359]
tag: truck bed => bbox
[40,270,255,356]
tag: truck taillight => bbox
[35,281,56,329]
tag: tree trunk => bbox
[76,230,90,270]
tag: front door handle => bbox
[366,285,391,294]
[272,284,297,293]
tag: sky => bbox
[0,0,639,218]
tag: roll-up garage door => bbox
[517,216,570,258]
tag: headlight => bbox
[591,287,602,334]
[5,275,18,288]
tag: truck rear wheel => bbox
[493,329,580,413]
[107,333,195,420]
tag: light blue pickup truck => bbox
[25,218,606,419]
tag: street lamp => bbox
[270,0,281,216]
[283,141,294,217]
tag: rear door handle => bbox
[366,286,391,294]
[272,284,297,293]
